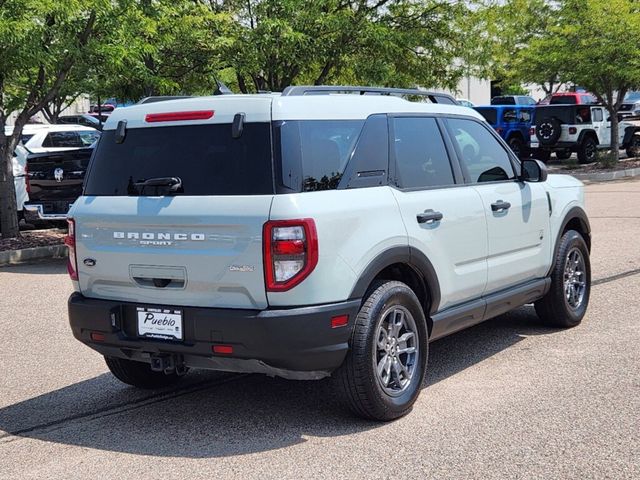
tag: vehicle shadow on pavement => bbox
[0,305,559,458]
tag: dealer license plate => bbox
[137,307,183,341]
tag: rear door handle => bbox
[416,209,443,224]
[491,200,511,212]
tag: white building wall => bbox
[434,76,491,106]
[6,95,91,125]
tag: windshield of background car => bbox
[84,123,274,196]
[475,108,498,124]
[276,120,364,192]
[624,92,640,102]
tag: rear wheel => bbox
[105,356,185,389]
[534,150,551,163]
[577,136,597,164]
[535,230,590,328]
[335,280,428,421]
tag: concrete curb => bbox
[561,166,640,182]
[0,244,67,267]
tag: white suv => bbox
[66,86,591,420]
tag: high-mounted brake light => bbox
[65,218,78,281]
[264,219,318,292]
[145,110,214,123]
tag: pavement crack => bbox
[0,373,245,442]
[593,267,640,286]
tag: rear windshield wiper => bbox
[128,176,183,195]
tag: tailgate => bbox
[73,196,272,309]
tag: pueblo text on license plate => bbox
[137,307,183,341]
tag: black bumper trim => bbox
[68,293,361,376]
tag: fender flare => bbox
[548,206,591,276]
[349,246,441,315]
[577,129,598,145]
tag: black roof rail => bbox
[281,85,459,105]
[137,96,192,105]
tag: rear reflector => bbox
[90,332,106,342]
[212,345,233,355]
[145,110,214,123]
[331,315,349,329]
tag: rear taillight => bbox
[529,127,535,136]
[65,218,78,280]
[569,127,577,135]
[263,219,318,292]
[24,164,30,194]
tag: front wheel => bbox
[535,230,591,328]
[334,281,428,421]
[626,134,640,158]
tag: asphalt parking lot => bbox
[1,179,639,479]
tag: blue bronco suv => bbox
[474,105,534,159]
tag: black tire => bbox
[536,117,562,145]
[556,149,572,160]
[105,356,185,389]
[533,149,551,163]
[535,230,590,328]
[577,135,597,164]
[334,280,428,421]
[626,134,640,158]
[508,136,526,159]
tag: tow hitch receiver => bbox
[149,354,188,375]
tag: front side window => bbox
[447,118,515,183]
[392,117,454,189]
[592,108,603,122]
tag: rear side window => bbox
[84,123,274,196]
[277,120,364,192]
[392,117,454,189]
[518,110,532,122]
[476,108,497,124]
[503,109,517,122]
[447,118,515,183]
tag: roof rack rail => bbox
[281,85,458,105]
[137,96,193,105]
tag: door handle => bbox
[416,209,443,224]
[491,200,511,212]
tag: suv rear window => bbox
[84,123,274,196]
[550,95,577,105]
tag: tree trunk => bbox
[0,117,21,239]
[609,107,620,162]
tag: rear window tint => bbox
[84,123,274,196]
[476,108,497,124]
[551,95,577,105]
[277,120,364,192]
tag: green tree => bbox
[0,0,113,238]
[212,0,475,93]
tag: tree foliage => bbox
[210,0,474,93]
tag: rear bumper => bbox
[24,203,71,221]
[68,292,360,380]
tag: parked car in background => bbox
[531,104,635,163]
[89,103,115,114]
[474,105,534,158]
[549,92,597,105]
[491,95,536,106]
[617,91,640,120]
[57,114,103,130]
[5,124,100,153]
[456,98,475,108]
[24,147,94,221]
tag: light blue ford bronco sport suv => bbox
[67,86,591,420]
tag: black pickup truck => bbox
[24,147,93,221]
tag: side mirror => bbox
[520,159,548,182]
